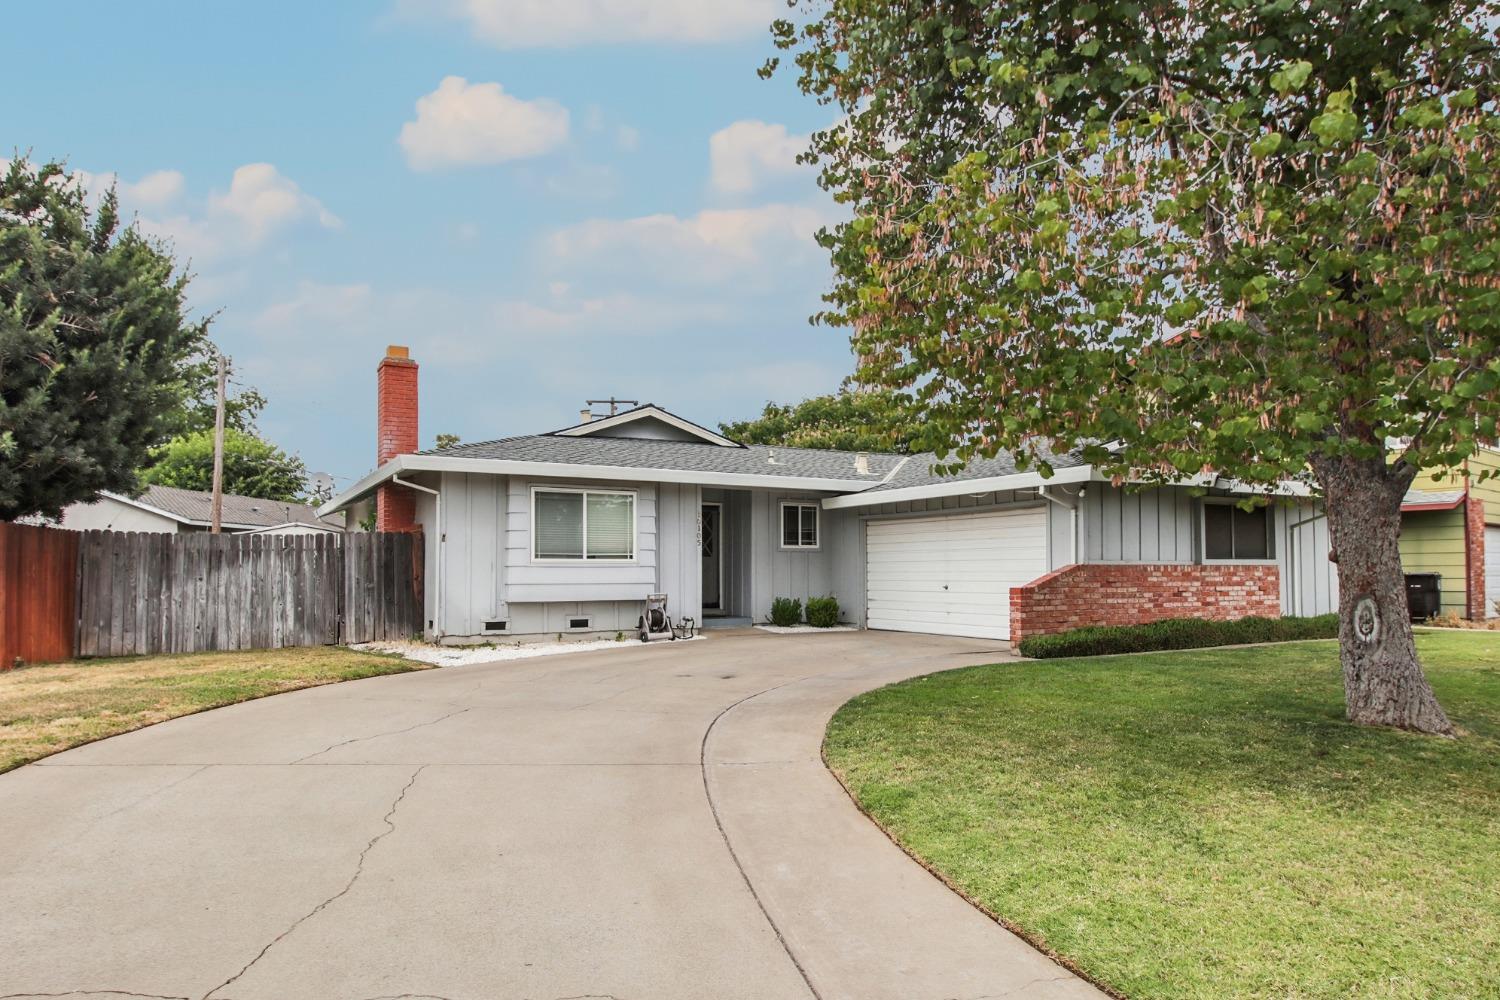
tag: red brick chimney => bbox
[376,345,418,532]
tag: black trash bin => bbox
[1405,573,1442,621]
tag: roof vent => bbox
[579,408,593,424]
[855,452,871,475]
[767,448,780,466]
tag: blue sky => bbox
[1,1,850,489]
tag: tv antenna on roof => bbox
[585,397,640,417]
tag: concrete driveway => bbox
[0,629,1103,1000]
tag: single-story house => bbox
[55,485,345,535]
[1400,446,1498,619]
[320,347,1342,647]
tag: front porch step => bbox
[700,616,754,630]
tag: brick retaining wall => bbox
[1009,562,1282,645]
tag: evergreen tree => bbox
[1,158,208,519]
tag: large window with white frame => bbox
[1201,500,1271,561]
[780,502,820,550]
[532,487,636,561]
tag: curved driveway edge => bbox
[702,636,1106,1000]
[0,629,1103,1000]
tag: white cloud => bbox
[394,0,777,48]
[207,163,340,242]
[709,120,808,195]
[123,169,186,206]
[57,162,335,262]
[547,202,834,285]
[399,76,570,170]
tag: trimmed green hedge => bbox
[1018,614,1339,659]
[770,596,803,627]
[806,595,841,628]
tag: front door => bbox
[702,503,722,612]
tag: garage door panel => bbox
[865,508,1048,641]
[1486,526,1499,619]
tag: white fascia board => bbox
[1211,475,1314,497]
[821,465,1314,510]
[553,405,742,448]
[822,464,1099,509]
[318,454,874,515]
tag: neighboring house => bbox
[1401,446,1499,619]
[321,347,1341,647]
[57,485,344,535]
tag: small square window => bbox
[1203,503,1270,561]
[780,503,819,549]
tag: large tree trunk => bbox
[1312,456,1454,736]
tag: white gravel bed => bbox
[354,634,703,666]
[754,624,860,634]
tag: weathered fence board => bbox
[0,522,80,667]
[341,531,422,644]
[67,529,421,657]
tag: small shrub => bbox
[1018,614,1339,659]
[806,595,840,628]
[770,596,803,627]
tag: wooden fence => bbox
[0,522,80,668]
[0,525,422,664]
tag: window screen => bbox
[533,489,634,560]
[535,491,584,559]
[1204,504,1269,560]
[781,503,818,548]
[586,493,634,560]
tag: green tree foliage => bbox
[143,428,308,503]
[435,432,461,451]
[168,360,266,436]
[720,389,922,452]
[1,158,211,520]
[771,2,1500,733]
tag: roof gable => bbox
[551,405,742,448]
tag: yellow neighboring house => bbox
[1402,445,1499,619]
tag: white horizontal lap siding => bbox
[866,507,1048,641]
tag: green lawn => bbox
[825,630,1500,999]
[1,646,428,773]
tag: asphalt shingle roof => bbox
[854,446,1091,495]
[1401,488,1466,509]
[420,432,1088,494]
[131,485,336,528]
[423,434,906,483]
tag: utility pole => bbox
[210,353,227,534]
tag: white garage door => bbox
[1487,526,1499,619]
[866,508,1049,640]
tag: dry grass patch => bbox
[1,646,429,772]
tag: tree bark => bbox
[1312,455,1454,736]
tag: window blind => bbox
[586,493,634,560]
[535,491,584,559]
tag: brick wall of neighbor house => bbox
[376,345,419,532]
[1466,494,1487,620]
[1009,562,1282,644]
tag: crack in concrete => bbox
[200,765,427,999]
[46,766,210,856]
[942,974,1079,1000]
[0,992,190,999]
[293,709,472,763]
